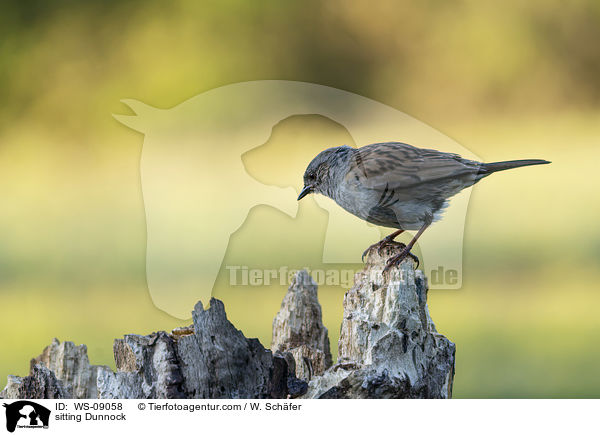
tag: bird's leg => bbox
[383,220,431,273]
[362,229,405,261]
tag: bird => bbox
[297,142,550,272]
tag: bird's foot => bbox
[362,237,401,262]
[383,248,420,274]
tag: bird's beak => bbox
[297,185,313,201]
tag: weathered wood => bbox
[1,244,455,399]
[1,300,295,399]
[305,243,455,398]
[31,338,108,399]
[174,299,284,399]
[0,365,72,399]
[97,331,187,399]
[98,299,294,399]
[271,270,332,381]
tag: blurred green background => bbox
[1,0,599,398]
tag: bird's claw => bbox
[362,242,384,262]
[361,238,398,262]
[383,248,420,274]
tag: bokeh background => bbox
[1,0,599,398]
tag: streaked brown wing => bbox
[346,142,481,192]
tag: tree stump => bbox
[306,243,455,398]
[271,270,332,381]
[0,244,454,399]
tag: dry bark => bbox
[271,270,332,381]
[305,243,455,398]
[0,365,72,399]
[31,338,109,399]
[1,244,454,399]
[97,299,294,399]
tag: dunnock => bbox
[298,142,550,271]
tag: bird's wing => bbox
[346,142,482,194]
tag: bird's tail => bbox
[479,159,551,176]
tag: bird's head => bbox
[298,145,353,200]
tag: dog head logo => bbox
[3,401,51,432]
[115,80,479,318]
